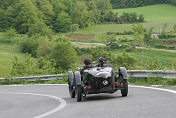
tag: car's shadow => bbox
[64,93,124,103]
[83,94,122,102]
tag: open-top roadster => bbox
[68,67,128,102]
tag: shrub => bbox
[146,57,162,70]
[10,54,56,77]
[11,54,40,76]
[74,47,92,56]
[165,78,176,86]
[50,37,78,72]
[20,37,38,57]
[1,28,18,43]
[112,52,137,69]
[36,37,51,57]
[91,47,113,62]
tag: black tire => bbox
[68,71,75,98]
[121,79,128,97]
[77,85,82,102]
[69,85,75,98]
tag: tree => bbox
[35,0,54,26]
[93,0,112,15]
[27,20,53,38]
[54,11,72,32]
[132,23,145,46]
[70,24,79,33]
[70,1,89,28]
[50,37,78,72]
[0,0,20,10]
[0,8,16,31]
[14,0,42,34]
[132,23,146,66]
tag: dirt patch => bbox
[67,34,94,40]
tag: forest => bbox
[110,0,176,9]
[0,0,145,36]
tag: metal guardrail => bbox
[0,70,176,81]
[127,70,176,79]
[0,74,66,82]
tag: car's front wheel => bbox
[121,79,128,97]
[77,85,82,102]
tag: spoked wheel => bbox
[68,71,75,98]
[121,79,128,97]
[76,85,83,102]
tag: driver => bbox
[80,58,92,74]
[97,57,113,68]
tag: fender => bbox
[68,71,74,86]
[75,71,82,85]
[119,67,128,79]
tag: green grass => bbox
[71,4,176,42]
[0,42,24,77]
[73,19,176,42]
[113,4,176,22]
[113,48,176,69]
[129,77,176,87]
[0,76,68,85]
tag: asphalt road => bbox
[0,84,176,118]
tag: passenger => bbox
[97,57,113,68]
[80,58,92,75]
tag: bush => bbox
[158,32,176,39]
[145,57,162,70]
[125,45,136,52]
[50,37,78,72]
[112,52,137,69]
[91,47,113,62]
[36,37,51,57]
[1,28,18,43]
[165,78,176,86]
[74,47,92,56]
[106,31,133,35]
[10,54,56,77]
[20,37,38,57]
[11,54,40,76]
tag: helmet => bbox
[97,57,106,63]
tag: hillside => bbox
[74,4,176,42]
[113,4,176,22]
[0,41,24,77]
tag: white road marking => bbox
[1,84,68,87]
[0,92,66,118]
[0,84,176,118]
[129,85,176,94]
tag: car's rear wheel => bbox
[77,85,82,102]
[121,79,128,97]
[69,85,75,98]
[68,71,75,98]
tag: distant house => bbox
[151,33,160,39]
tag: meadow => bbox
[72,4,176,42]
[113,4,176,22]
[0,33,25,77]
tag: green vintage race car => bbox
[68,66,128,102]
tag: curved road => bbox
[0,84,176,118]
